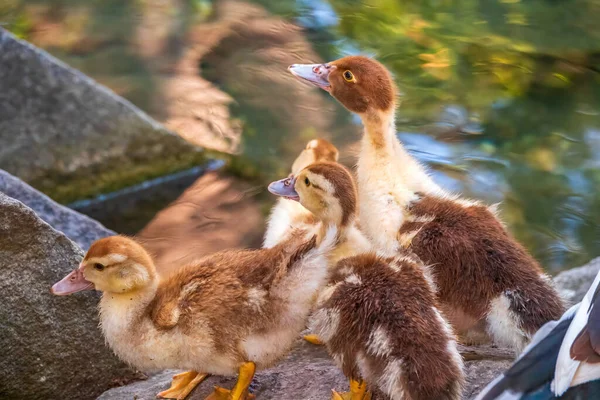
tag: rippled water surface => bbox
[4,0,600,271]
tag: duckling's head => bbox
[291,138,339,176]
[289,56,396,115]
[269,162,356,227]
[52,236,156,296]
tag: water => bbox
[3,0,599,271]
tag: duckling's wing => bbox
[150,263,220,329]
[554,270,600,395]
[150,232,320,329]
[474,304,578,400]
[235,232,318,290]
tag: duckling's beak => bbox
[51,265,94,296]
[268,177,300,201]
[288,63,334,91]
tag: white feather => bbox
[516,304,580,361]
[263,198,312,248]
[552,270,600,395]
[474,304,580,400]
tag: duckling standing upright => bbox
[51,226,336,400]
[269,161,465,400]
[263,138,340,248]
[289,56,564,352]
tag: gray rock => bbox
[463,360,513,399]
[98,341,351,400]
[0,169,113,249]
[554,257,600,304]
[0,28,205,203]
[0,193,135,399]
[97,340,512,400]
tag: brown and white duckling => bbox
[289,56,565,352]
[267,151,371,265]
[269,160,372,346]
[51,228,336,400]
[263,138,339,248]
[270,161,464,400]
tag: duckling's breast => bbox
[100,295,239,375]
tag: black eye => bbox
[94,263,105,271]
[343,70,355,82]
[305,177,310,186]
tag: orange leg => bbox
[204,362,256,400]
[332,379,372,400]
[157,370,209,399]
[303,334,324,345]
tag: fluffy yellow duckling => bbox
[263,138,339,249]
[268,161,371,266]
[51,227,336,400]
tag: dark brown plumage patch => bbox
[401,195,565,337]
[570,284,600,363]
[571,327,600,363]
[316,253,464,400]
[304,162,356,227]
[328,56,396,114]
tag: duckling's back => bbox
[311,253,464,400]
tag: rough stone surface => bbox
[554,257,600,305]
[463,360,513,399]
[0,193,135,399]
[0,169,113,249]
[0,28,204,203]
[98,341,349,400]
[97,340,512,400]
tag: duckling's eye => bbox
[305,177,310,186]
[343,70,355,82]
[94,263,105,271]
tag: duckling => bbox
[270,161,464,400]
[267,153,371,265]
[269,160,371,346]
[51,228,336,400]
[475,268,600,400]
[263,138,339,249]
[289,56,564,352]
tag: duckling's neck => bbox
[317,217,350,244]
[100,281,158,335]
[98,280,160,370]
[359,108,441,195]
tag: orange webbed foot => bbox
[157,370,209,399]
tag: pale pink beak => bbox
[288,63,334,91]
[51,263,94,296]
[268,176,300,202]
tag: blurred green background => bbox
[3,0,600,271]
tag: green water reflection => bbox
[3,0,599,271]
